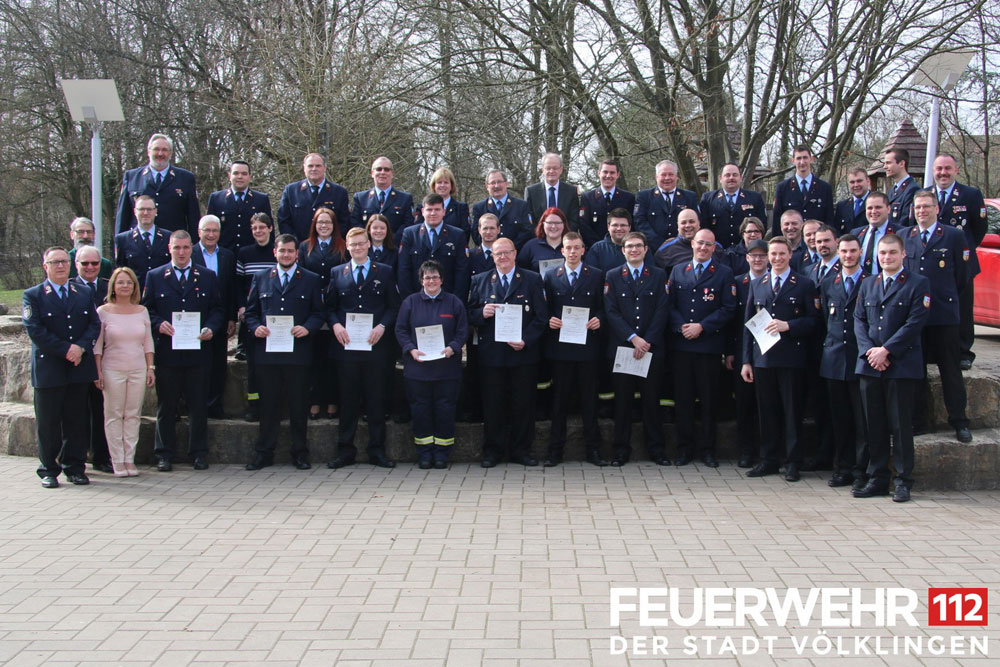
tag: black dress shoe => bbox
[852,480,890,498]
[40,476,59,488]
[370,453,396,468]
[67,473,90,485]
[511,456,539,466]
[481,458,497,468]
[674,453,694,466]
[852,476,868,491]
[610,457,628,467]
[737,455,754,468]
[292,456,312,470]
[586,451,609,467]
[433,460,448,469]
[192,455,209,470]
[892,485,911,502]
[418,459,433,470]
[157,457,173,472]
[960,358,973,371]
[701,453,719,468]
[784,463,800,482]
[956,427,973,443]
[828,473,855,487]
[327,455,356,469]
[542,458,560,467]
[325,409,339,420]
[746,462,778,477]
[651,456,672,466]
[94,462,114,474]
[308,411,322,421]
[245,454,273,471]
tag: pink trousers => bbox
[103,368,146,468]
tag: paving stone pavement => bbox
[1,454,999,666]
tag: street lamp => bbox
[910,51,974,187]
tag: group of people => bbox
[24,135,987,503]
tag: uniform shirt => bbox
[198,243,219,275]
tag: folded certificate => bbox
[171,311,201,350]
[415,324,446,361]
[344,312,374,351]
[613,346,652,378]
[558,306,589,345]
[265,315,295,353]
[745,308,781,355]
[494,304,523,343]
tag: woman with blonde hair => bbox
[415,167,471,241]
[93,267,154,476]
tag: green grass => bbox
[0,289,24,312]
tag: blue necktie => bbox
[501,274,509,296]
[548,186,557,208]
[569,270,577,286]
[845,275,854,295]
[59,285,67,301]
[854,198,863,217]
[695,263,703,281]
[356,266,364,284]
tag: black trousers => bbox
[154,364,209,459]
[256,364,310,458]
[480,363,537,461]
[86,382,110,465]
[960,279,975,362]
[611,352,664,461]
[336,356,388,458]
[826,378,868,476]
[917,324,968,428]
[548,359,601,458]
[35,382,90,478]
[733,366,758,458]
[459,342,483,419]
[860,376,917,485]
[753,366,806,465]
[206,330,228,412]
[308,329,337,408]
[673,351,720,456]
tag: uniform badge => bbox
[923,295,931,309]
[703,289,714,301]
[963,249,970,261]
[940,260,946,268]
[829,305,836,315]
[981,207,988,218]
[604,282,609,295]
[814,297,821,310]
[22,304,30,320]
[731,284,737,296]
[175,189,183,195]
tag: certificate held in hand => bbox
[745,308,781,355]
[494,304,523,343]
[265,315,295,353]
[344,312,374,351]
[415,325,446,361]
[171,311,201,350]
[558,306,589,345]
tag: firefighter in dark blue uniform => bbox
[578,160,636,248]
[470,170,535,249]
[460,213,500,423]
[115,134,200,236]
[326,228,401,469]
[141,231,225,471]
[741,236,820,482]
[542,232,605,466]
[603,231,670,467]
[206,160,273,254]
[243,234,326,471]
[634,160,699,251]
[819,234,869,489]
[277,153,351,241]
[414,167,472,240]
[666,229,738,467]
[904,189,972,443]
[884,148,920,226]
[467,237,549,467]
[350,157,416,243]
[697,163,766,249]
[114,195,171,291]
[770,145,835,235]
[397,194,470,298]
[852,233,931,503]
[23,247,101,487]
[832,167,870,235]
[852,192,897,275]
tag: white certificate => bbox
[415,324,446,361]
[745,308,781,355]
[344,312,374,351]
[171,311,201,350]
[613,346,652,378]
[558,306,590,345]
[538,258,563,279]
[494,303,523,343]
[265,315,295,353]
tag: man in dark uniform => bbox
[819,234,869,489]
[467,237,549,467]
[191,215,238,419]
[543,232,605,466]
[904,189,972,443]
[114,195,171,291]
[469,214,499,277]
[68,217,114,279]
[587,208,633,275]
[654,208,724,274]
[634,160,699,251]
[471,169,535,249]
[853,233,931,503]
[24,247,101,487]
[397,194,470,298]
[116,133,200,236]
[244,234,326,470]
[206,160,273,254]
[779,210,810,271]
[326,228,401,469]
[884,148,920,226]
[770,145,835,235]
[277,153,351,241]
[578,160,636,248]
[697,163,766,248]
[932,153,988,369]
[524,152,580,228]
[350,156,415,242]
[833,167,871,235]
[666,228,738,467]
[142,231,225,471]
[603,231,670,467]
[460,213,499,423]
[71,245,112,473]
[852,192,896,276]
[741,236,819,482]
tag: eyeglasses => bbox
[45,259,70,265]
[78,261,100,266]
[346,241,368,248]
[421,275,442,281]
[487,180,507,186]
[623,244,645,250]
[136,207,156,213]
[492,250,514,257]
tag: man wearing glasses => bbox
[114,195,171,291]
[350,156,415,243]
[471,170,535,249]
[68,217,113,279]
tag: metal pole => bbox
[91,121,103,254]
[923,95,940,188]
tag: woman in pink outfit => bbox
[94,267,155,476]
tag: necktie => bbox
[378,190,386,208]
[320,241,328,253]
[772,275,781,294]
[373,248,381,261]
[854,198,863,217]
[310,185,319,197]
[695,263,703,281]
[236,191,244,203]
[143,231,152,249]
[485,249,492,260]
[569,270,577,286]
[665,191,674,206]
[548,186,557,208]
[728,194,735,209]
[155,172,163,188]
[633,268,640,282]
[356,265,364,284]
[818,265,827,281]
[59,285,67,301]
[892,183,898,197]
[176,267,187,287]
[939,189,947,211]
[800,179,807,194]
[495,198,503,212]
[812,252,819,264]
[884,277,893,295]
[501,273,509,296]
[921,230,929,247]
[863,232,876,271]
[282,272,289,289]
[845,275,854,295]
[428,227,437,249]
[605,192,612,207]
[88,281,96,295]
